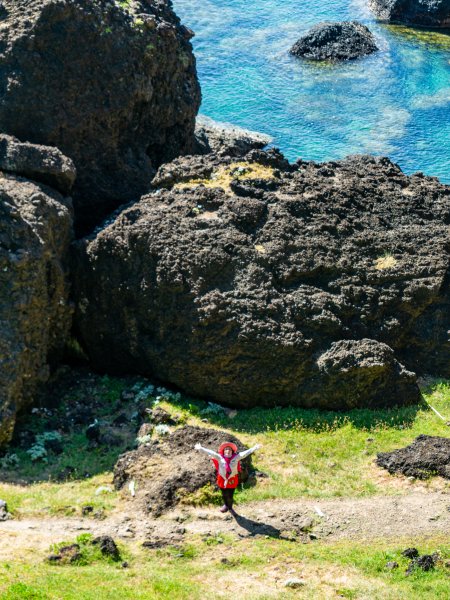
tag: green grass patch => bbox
[0,536,449,599]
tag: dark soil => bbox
[113,425,255,517]
[376,434,450,479]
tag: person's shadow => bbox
[231,512,282,538]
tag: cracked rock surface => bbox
[72,150,449,409]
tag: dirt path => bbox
[1,491,449,558]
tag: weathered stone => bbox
[0,135,76,195]
[314,339,419,410]
[290,22,378,61]
[0,174,73,445]
[72,151,449,409]
[369,0,450,28]
[194,116,271,157]
[113,425,253,515]
[377,435,450,479]
[0,0,201,233]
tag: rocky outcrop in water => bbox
[369,0,450,27]
[0,0,200,233]
[72,150,449,409]
[0,143,73,445]
[290,22,378,61]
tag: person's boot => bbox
[219,505,228,513]
[229,507,237,517]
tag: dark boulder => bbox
[0,0,201,234]
[0,163,73,445]
[113,425,254,515]
[376,435,450,479]
[290,21,378,61]
[72,151,449,409]
[369,0,450,28]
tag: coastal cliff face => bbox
[0,0,201,233]
[72,150,449,410]
[0,0,200,444]
[0,141,73,445]
[369,0,450,27]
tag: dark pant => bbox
[221,487,235,509]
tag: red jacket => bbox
[211,458,241,489]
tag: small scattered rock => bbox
[147,407,179,425]
[85,421,101,443]
[416,554,436,571]
[0,499,12,521]
[298,517,314,532]
[93,509,106,520]
[92,535,120,561]
[284,578,306,588]
[81,505,94,516]
[386,561,399,570]
[402,547,419,559]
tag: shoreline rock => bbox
[0,0,201,234]
[369,0,450,28]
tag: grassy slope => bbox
[0,376,449,599]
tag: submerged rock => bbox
[0,160,73,445]
[0,0,201,233]
[113,426,253,516]
[290,21,378,61]
[72,150,449,410]
[376,435,450,479]
[369,0,450,28]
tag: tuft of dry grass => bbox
[375,254,397,270]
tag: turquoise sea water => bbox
[173,0,450,182]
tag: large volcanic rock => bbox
[0,145,73,445]
[113,426,254,516]
[72,150,449,409]
[290,22,378,62]
[369,0,450,27]
[377,435,450,479]
[0,0,200,233]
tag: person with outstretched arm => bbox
[194,441,261,515]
